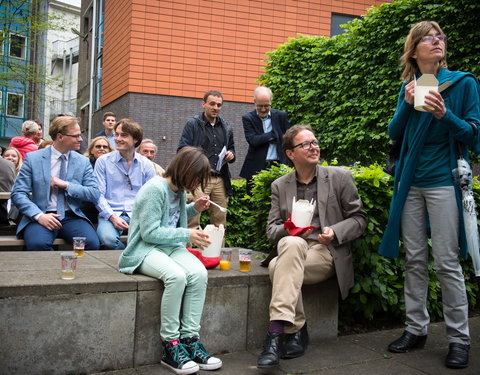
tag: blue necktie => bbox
[57,154,67,220]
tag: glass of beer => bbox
[61,252,77,280]
[219,249,232,270]
[72,237,86,258]
[239,249,252,272]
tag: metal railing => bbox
[51,38,79,60]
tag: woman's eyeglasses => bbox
[420,34,446,43]
[94,145,109,149]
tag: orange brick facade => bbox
[102,0,385,107]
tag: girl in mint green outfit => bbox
[118,146,222,375]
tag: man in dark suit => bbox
[257,125,367,369]
[240,86,290,194]
[11,115,100,250]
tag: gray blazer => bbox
[266,165,367,300]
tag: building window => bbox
[330,13,359,36]
[9,33,27,59]
[0,30,4,55]
[6,92,24,117]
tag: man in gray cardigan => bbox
[258,125,367,369]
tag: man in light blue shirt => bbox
[94,118,155,249]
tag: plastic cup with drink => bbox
[219,249,232,270]
[72,237,86,258]
[239,249,252,272]
[61,252,78,280]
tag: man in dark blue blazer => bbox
[11,116,100,250]
[240,87,291,193]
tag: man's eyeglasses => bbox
[420,34,446,43]
[94,145,109,149]
[63,134,83,139]
[292,140,320,150]
[256,104,271,108]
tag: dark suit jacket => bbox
[0,158,15,225]
[239,108,290,180]
[265,165,367,300]
[177,113,236,196]
[11,147,100,237]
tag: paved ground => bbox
[92,316,479,375]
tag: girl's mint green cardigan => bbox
[118,176,199,274]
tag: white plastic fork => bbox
[209,200,227,212]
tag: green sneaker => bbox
[161,339,199,375]
[181,337,222,371]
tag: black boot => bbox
[388,331,427,353]
[257,332,285,369]
[283,323,309,359]
[445,343,470,369]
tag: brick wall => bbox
[101,0,384,106]
[96,93,252,177]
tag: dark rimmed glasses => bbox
[292,140,320,150]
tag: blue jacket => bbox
[11,147,100,237]
[379,69,480,259]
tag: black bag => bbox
[384,137,403,176]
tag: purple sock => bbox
[268,320,284,333]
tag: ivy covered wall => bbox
[259,0,480,165]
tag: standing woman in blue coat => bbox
[118,146,222,375]
[379,21,480,369]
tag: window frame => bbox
[9,32,27,59]
[6,92,25,118]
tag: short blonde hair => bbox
[85,136,114,163]
[49,116,80,140]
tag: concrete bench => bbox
[0,235,128,250]
[0,249,339,375]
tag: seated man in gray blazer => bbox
[12,115,100,250]
[258,125,367,369]
[240,86,290,194]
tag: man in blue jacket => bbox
[12,115,100,250]
[177,90,235,229]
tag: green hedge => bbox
[219,164,479,327]
[258,0,480,166]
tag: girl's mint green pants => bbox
[139,246,208,341]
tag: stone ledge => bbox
[0,249,338,375]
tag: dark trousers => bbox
[23,211,99,251]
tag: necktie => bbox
[57,154,67,220]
